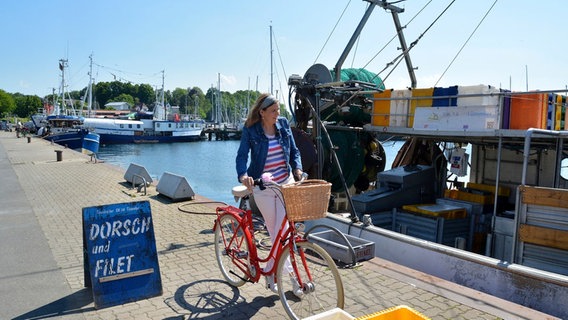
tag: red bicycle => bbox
[213,178,344,319]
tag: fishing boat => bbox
[286,2,568,318]
[35,59,100,155]
[83,111,205,144]
[39,115,100,154]
[83,72,205,144]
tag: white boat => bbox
[83,71,205,144]
[83,112,205,144]
[287,2,568,318]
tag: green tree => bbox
[135,84,154,106]
[171,88,188,112]
[188,87,206,118]
[108,93,135,108]
[94,82,112,107]
[13,94,42,117]
[0,89,16,116]
[163,90,172,108]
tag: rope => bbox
[314,0,353,64]
[177,201,227,215]
[359,0,433,78]
[372,0,456,85]
[434,0,499,86]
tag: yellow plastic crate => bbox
[466,182,510,197]
[355,305,430,320]
[402,203,467,219]
[444,189,494,205]
[372,90,393,126]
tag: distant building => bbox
[104,102,131,111]
[93,110,131,118]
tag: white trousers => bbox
[253,175,294,274]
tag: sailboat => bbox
[34,59,100,154]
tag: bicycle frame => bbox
[214,203,312,286]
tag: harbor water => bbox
[96,140,406,205]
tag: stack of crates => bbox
[393,203,470,248]
[372,88,433,128]
[371,84,568,131]
[508,92,568,130]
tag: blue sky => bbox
[2,0,567,100]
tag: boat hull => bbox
[82,132,100,154]
[44,130,100,154]
[96,132,203,144]
[306,214,568,319]
[83,117,205,145]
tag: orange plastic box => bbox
[509,93,548,129]
[355,305,430,320]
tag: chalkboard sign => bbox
[82,200,162,309]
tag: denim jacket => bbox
[236,117,303,182]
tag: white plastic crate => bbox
[308,230,375,264]
[302,307,354,320]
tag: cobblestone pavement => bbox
[0,132,556,320]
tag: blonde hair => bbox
[245,93,276,128]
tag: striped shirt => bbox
[263,135,289,184]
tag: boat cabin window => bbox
[128,124,132,128]
[561,158,568,180]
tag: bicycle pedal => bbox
[236,251,249,258]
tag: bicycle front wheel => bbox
[214,214,251,287]
[277,241,344,320]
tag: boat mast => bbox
[333,5,375,82]
[58,58,68,116]
[270,23,274,95]
[161,70,166,121]
[334,0,417,88]
[216,73,222,125]
[384,1,417,88]
[87,54,94,117]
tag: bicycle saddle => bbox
[232,185,252,201]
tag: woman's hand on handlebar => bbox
[240,175,254,190]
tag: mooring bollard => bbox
[55,150,63,162]
[27,136,31,143]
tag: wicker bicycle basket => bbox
[281,179,332,221]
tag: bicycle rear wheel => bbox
[214,214,251,287]
[277,241,344,320]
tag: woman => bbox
[236,93,304,296]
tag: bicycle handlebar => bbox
[254,172,308,191]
